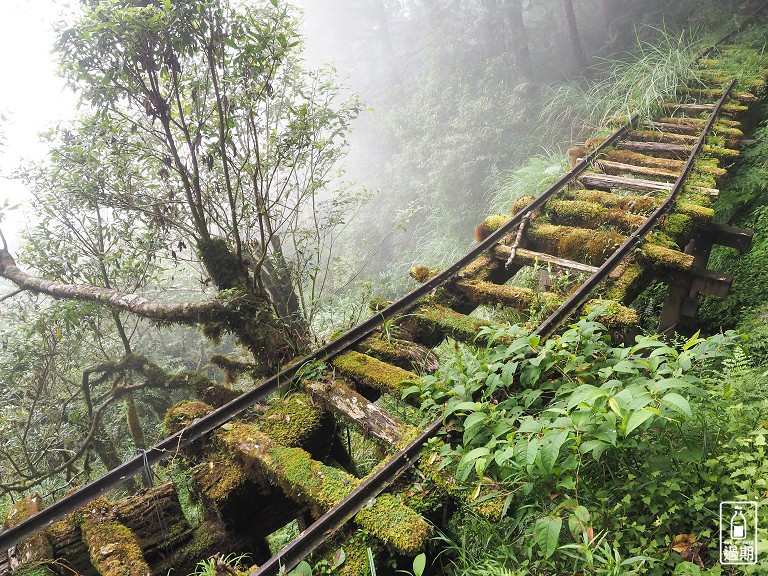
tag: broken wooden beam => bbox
[303,376,416,447]
[79,499,152,576]
[491,245,600,274]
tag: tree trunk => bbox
[562,0,587,69]
[503,0,532,80]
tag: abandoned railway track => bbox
[2,28,767,576]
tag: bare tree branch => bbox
[0,248,227,323]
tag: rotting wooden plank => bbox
[579,173,673,194]
[353,333,439,372]
[616,140,691,159]
[492,245,600,274]
[595,159,679,181]
[303,377,415,447]
[662,101,748,115]
[647,121,699,135]
[628,129,698,145]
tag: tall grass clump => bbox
[486,153,567,215]
[539,26,705,141]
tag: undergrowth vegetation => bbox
[406,317,767,575]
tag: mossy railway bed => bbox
[2,42,768,576]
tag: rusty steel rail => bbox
[0,120,630,552]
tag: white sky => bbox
[0,1,78,253]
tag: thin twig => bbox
[505,213,531,269]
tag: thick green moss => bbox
[567,190,659,214]
[354,494,433,556]
[661,213,694,245]
[419,451,505,521]
[258,393,324,447]
[527,223,625,266]
[80,500,151,576]
[222,424,430,554]
[547,199,644,232]
[604,262,651,303]
[583,299,638,327]
[332,351,421,395]
[412,304,493,345]
[409,265,439,283]
[509,195,536,216]
[163,400,213,435]
[702,144,740,160]
[2,494,53,566]
[640,244,694,271]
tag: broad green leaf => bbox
[535,515,562,558]
[539,429,569,473]
[517,418,542,434]
[413,553,426,576]
[459,447,490,466]
[662,392,692,418]
[624,408,655,436]
[287,561,312,576]
[608,397,623,417]
[526,438,540,472]
[463,411,487,431]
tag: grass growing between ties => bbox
[404,315,768,574]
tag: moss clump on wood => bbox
[80,498,151,576]
[258,393,324,447]
[355,494,433,556]
[598,149,684,171]
[409,265,440,283]
[583,299,638,327]
[221,424,431,555]
[456,280,561,311]
[639,244,694,272]
[527,223,625,266]
[419,451,505,521]
[368,297,392,314]
[354,334,440,373]
[163,400,213,435]
[661,213,695,245]
[475,214,512,242]
[408,303,493,345]
[547,199,645,232]
[567,190,659,214]
[332,351,421,396]
[3,494,53,567]
[677,202,714,224]
[693,157,727,178]
[196,459,249,506]
[509,195,536,216]
[702,145,740,160]
[604,262,652,303]
[628,129,696,145]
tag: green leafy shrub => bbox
[407,317,759,574]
